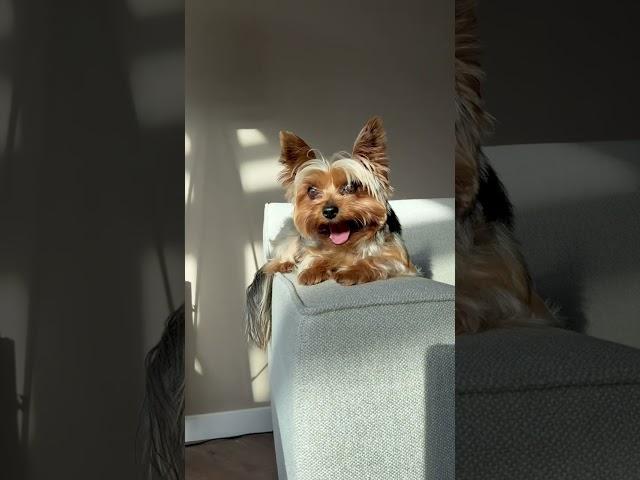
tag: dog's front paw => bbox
[334,267,376,286]
[275,261,294,273]
[264,260,295,274]
[298,267,330,286]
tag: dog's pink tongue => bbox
[329,223,350,245]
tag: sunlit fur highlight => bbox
[455,0,557,334]
[332,156,387,201]
[245,117,418,349]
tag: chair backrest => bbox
[262,198,455,285]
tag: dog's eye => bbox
[307,186,320,199]
[340,182,358,195]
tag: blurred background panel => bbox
[478,1,640,348]
[0,0,184,478]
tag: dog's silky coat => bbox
[246,117,417,349]
[455,0,556,334]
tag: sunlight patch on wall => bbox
[236,129,268,148]
[244,240,271,402]
[185,133,192,156]
[248,345,270,403]
[185,171,191,205]
[193,357,204,376]
[239,157,281,193]
[185,253,198,325]
[244,241,264,288]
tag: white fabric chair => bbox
[264,199,455,480]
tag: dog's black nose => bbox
[322,205,339,219]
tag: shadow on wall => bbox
[185,122,277,415]
[0,0,184,479]
[488,141,640,348]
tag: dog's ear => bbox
[352,116,390,188]
[278,131,315,187]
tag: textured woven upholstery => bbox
[456,327,640,479]
[265,199,455,479]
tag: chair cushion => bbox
[270,273,455,480]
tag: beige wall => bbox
[185,0,453,415]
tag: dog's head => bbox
[278,117,392,247]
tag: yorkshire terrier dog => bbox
[246,117,418,348]
[455,0,556,334]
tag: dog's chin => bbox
[317,220,364,246]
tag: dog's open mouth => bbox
[319,221,360,245]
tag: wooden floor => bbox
[186,433,278,480]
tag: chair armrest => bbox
[269,274,454,480]
[274,273,453,314]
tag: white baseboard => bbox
[185,406,273,443]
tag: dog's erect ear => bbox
[278,131,315,187]
[352,116,390,187]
